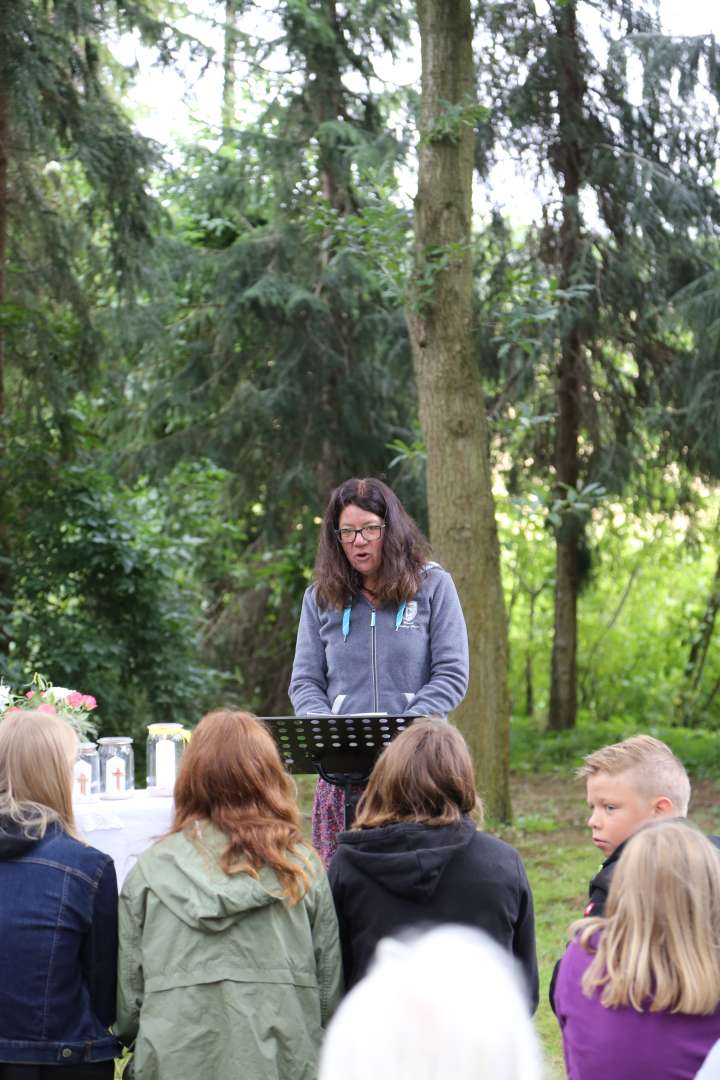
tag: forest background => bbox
[1,0,720,818]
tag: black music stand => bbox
[259,714,416,829]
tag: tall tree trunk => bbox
[221,0,240,142]
[0,38,7,417]
[679,523,720,724]
[303,0,355,500]
[548,0,584,730]
[0,42,10,656]
[406,0,511,820]
[526,586,544,719]
[685,550,720,693]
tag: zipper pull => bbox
[370,608,376,628]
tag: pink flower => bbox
[37,703,57,714]
[25,690,35,699]
[66,692,84,708]
[80,695,97,711]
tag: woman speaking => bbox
[289,477,469,863]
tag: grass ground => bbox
[117,768,720,1079]
[501,773,720,1078]
[299,770,720,1080]
[497,775,600,1078]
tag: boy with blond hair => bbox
[578,734,694,916]
[549,733,703,1014]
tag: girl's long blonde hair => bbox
[0,709,79,839]
[573,819,720,1014]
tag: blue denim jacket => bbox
[0,819,120,1064]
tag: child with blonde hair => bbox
[554,820,720,1079]
[578,734,694,916]
[0,709,119,1079]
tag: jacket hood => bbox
[334,817,477,902]
[135,823,306,932]
[0,815,43,859]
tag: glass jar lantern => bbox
[146,723,187,796]
[73,742,100,801]
[98,736,134,799]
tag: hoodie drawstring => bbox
[342,600,407,641]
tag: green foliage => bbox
[422,96,489,144]
[90,0,426,719]
[501,489,720,729]
[512,812,560,834]
[4,0,167,289]
[3,0,719,762]
[304,194,412,303]
[1,429,214,743]
[474,0,720,553]
[511,711,720,778]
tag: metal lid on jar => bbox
[147,723,184,734]
[78,742,98,751]
[97,736,133,745]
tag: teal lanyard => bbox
[342,600,407,641]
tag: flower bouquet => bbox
[0,674,99,741]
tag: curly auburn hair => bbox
[313,477,432,611]
[170,710,313,905]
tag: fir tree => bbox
[474,0,720,727]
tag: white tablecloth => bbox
[74,789,174,889]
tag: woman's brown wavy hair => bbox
[171,710,312,904]
[314,477,432,611]
[353,718,483,829]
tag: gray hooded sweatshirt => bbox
[289,565,469,717]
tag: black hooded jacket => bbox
[585,827,720,917]
[327,816,539,1011]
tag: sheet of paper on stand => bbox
[74,788,174,889]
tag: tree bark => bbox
[685,549,720,693]
[0,35,10,656]
[406,0,511,820]
[0,32,7,417]
[679,525,720,724]
[525,586,546,719]
[302,0,355,500]
[548,0,584,730]
[221,0,240,142]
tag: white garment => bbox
[697,1041,720,1079]
[74,789,173,888]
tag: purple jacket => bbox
[555,938,720,1080]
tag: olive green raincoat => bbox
[115,824,343,1080]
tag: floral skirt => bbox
[311,777,365,865]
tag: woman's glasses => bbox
[335,523,386,544]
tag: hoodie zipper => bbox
[370,607,379,712]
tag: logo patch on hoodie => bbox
[401,601,418,626]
